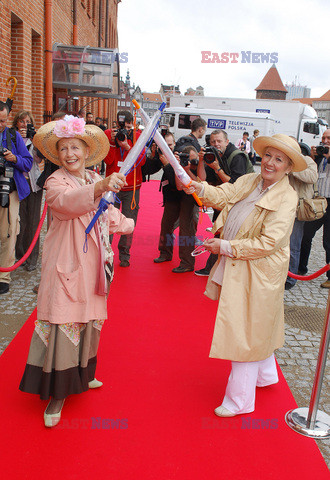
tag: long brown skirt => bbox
[19,320,102,400]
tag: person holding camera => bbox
[104,110,146,267]
[195,129,254,276]
[13,110,43,272]
[299,128,330,288]
[235,131,251,154]
[0,101,33,294]
[175,117,206,154]
[154,144,205,273]
[249,129,259,165]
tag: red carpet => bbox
[1,180,329,479]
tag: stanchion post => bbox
[285,288,330,438]
[307,288,330,428]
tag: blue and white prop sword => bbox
[132,100,203,207]
[85,102,166,236]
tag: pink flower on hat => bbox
[70,117,85,135]
[53,115,86,138]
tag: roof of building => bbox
[293,98,315,105]
[320,89,330,101]
[142,92,162,102]
[255,65,288,93]
[293,90,330,105]
[160,84,181,94]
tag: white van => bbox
[163,107,276,147]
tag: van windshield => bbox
[178,114,201,129]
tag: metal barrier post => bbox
[285,289,330,438]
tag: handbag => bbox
[296,184,327,222]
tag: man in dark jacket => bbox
[174,117,206,154]
[195,129,253,276]
[0,101,33,293]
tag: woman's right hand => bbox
[18,128,27,138]
[102,172,127,192]
[94,172,127,200]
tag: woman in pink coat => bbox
[19,116,134,427]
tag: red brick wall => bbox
[256,90,287,100]
[1,0,119,128]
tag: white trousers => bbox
[221,354,279,414]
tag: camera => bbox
[114,113,133,146]
[240,142,246,151]
[115,128,130,143]
[316,145,329,156]
[178,152,190,167]
[0,147,15,208]
[203,146,218,164]
[26,123,36,139]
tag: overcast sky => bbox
[117,0,329,99]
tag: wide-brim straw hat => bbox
[33,121,109,167]
[253,134,307,172]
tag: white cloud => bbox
[117,0,329,98]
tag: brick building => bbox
[0,0,120,128]
[255,64,288,100]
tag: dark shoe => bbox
[0,282,9,294]
[25,264,37,272]
[194,268,210,277]
[321,280,330,288]
[285,281,295,290]
[33,284,39,294]
[297,269,307,276]
[120,260,130,267]
[154,257,171,263]
[172,266,194,273]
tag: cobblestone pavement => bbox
[0,184,329,469]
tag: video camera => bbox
[0,147,14,208]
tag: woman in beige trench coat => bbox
[185,134,307,417]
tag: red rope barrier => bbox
[0,202,48,272]
[1,203,329,281]
[287,264,330,280]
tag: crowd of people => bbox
[0,104,329,427]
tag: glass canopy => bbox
[52,43,120,99]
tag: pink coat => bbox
[37,168,134,324]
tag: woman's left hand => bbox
[204,238,221,254]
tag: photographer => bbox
[0,101,33,294]
[13,110,43,272]
[154,144,204,273]
[175,117,206,154]
[299,128,330,288]
[104,110,146,267]
[195,129,254,276]
[235,131,251,154]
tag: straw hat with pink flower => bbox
[33,115,109,167]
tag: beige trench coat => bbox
[201,173,298,362]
